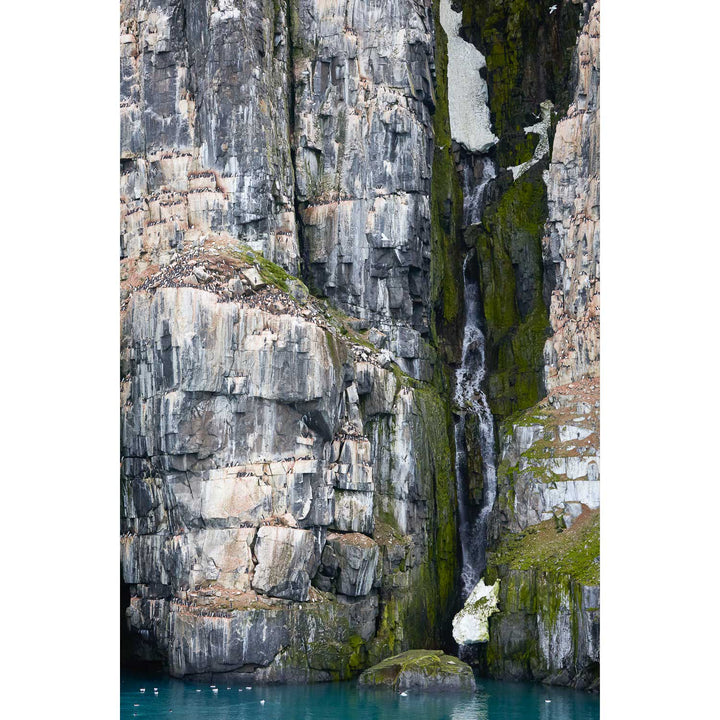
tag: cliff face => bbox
[120,0,599,688]
[121,253,459,680]
[476,1,601,690]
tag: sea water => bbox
[121,669,599,720]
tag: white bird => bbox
[153,688,158,691]
[260,699,266,704]
[238,689,243,692]
[139,689,145,693]
[212,688,219,693]
[210,685,216,688]
[549,4,557,13]
[226,687,231,690]
[246,686,252,690]
[196,689,201,693]
[400,691,408,697]
[545,699,552,703]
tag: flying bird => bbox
[549,4,557,13]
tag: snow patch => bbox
[452,578,500,645]
[439,0,498,152]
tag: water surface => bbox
[121,669,598,720]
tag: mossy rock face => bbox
[429,0,465,366]
[358,650,476,692]
[459,0,584,169]
[483,508,600,690]
[453,1,589,421]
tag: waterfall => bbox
[454,254,498,599]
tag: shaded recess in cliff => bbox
[455,0,586,419]
[453,2,601,690]
[428,0,466,368]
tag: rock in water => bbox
[358,650,475,692]
[452,579,500,645]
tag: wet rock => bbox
[358,650,475,692]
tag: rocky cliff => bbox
[450,0,600,690]
[120,0,600,689]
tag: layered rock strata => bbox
[121,244,458,680]
[120,0,601,692]
[120,0,298,272]
[543,1,601,389]
[293,0,436,374]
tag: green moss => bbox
[226,244,305,294]
[453,0,585,421]
[460,0,583,168]
[429,0,465,365]
[488,509,600,586]
[469,168,549,418]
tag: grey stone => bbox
[252,526,319,601]
[318,533,379,597]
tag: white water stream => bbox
[454,254,497,599]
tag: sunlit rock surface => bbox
[452,579,500,645]
[543,1,601,390]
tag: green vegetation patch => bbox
[488,508,600,586]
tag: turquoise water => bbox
[121,669,599,720]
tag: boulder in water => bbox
[358,650,475,692]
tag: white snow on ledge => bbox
[508,100,554,180]
[439,0,498,153]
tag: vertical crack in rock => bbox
[453,255,497,600]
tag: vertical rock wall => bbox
[120,0,600,690]
[120,0,299,273]
[543,1,600,390]
[121,279,459,679]
[476,1,601,690]
[292,0,436,374]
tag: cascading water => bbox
[454,254,497,599]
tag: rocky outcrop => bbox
[491,379,599,537]
[358,649,475,692]
[543,1,600,390]
[315,533,380,597]
[484,508,599,690]
[120,0,298,273]
[120,243,459,680]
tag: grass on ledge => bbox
[489,507,600,586]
